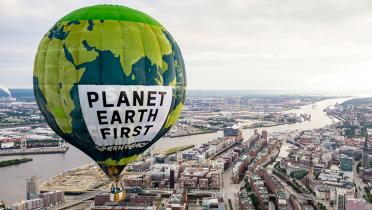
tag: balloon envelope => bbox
[33,5,186,179]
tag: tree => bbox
[317,202,328,210]
[250,194,262,210]
[356,161,361,174]
[330,201,335,207]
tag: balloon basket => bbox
[109,180,126,204]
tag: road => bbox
[352,162,372,210]
[221,165,240,210]
[353,162,366,199]
[215,145,241,210]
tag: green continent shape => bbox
[34,27,86,134]
[63,20,172,77]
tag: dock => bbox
[0,146,69,156]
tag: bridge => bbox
[267,192,313,201]
[210,142,238,160]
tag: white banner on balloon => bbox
[78,85,173,147]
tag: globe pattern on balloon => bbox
[33,5,186,174]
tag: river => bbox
[0,97,350,204]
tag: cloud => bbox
[1,0,372,93]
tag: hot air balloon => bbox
[33,4,186,201]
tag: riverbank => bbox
[0,97,350,205]
[0,147,69,156]
[0,158,33,167]
[243,121,297,129]
[166,121,299,138]
[166,130,217,138]
[160,144,195,155]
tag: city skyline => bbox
[2,2,372,209]
[2,91,372,209]
[1,0,372,92]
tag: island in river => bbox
[0,158,33,167]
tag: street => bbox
[221,165,240,209]
[352,162,372,210]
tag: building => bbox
[164,193,187,210]
[317,169,353,188]
[9,198,43,210]
[322,151,332,168]
[238,190,254,210]
[92,193,160,210]
[202,197,225,210]
[258,170,288,209]
[363,133,369,168]
[288,195,301,210]
[345,198,366,210]
[361,168,372,182]
[340,154,353,172]
[250,174,269,210]
[232,161,248,183]
[314,185,332,200]
[9,191,64,210]
[178,164,222,190]
[131,159,152,172]
[39,191,64,207]
[26,176,39,200]
[94,193,110,206]
[223,125,243,142]
[170,169,175,188]
[122,174,151,188]
[262,130,268,142]
[305,154,314,188]
[92,206,154,210]
[337,195,345,210]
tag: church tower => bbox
[306,154,314,188]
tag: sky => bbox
[1,0,372,93]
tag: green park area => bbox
[161,144,195,155]
[0,158,33,167]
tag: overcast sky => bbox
[1,0,372,92]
